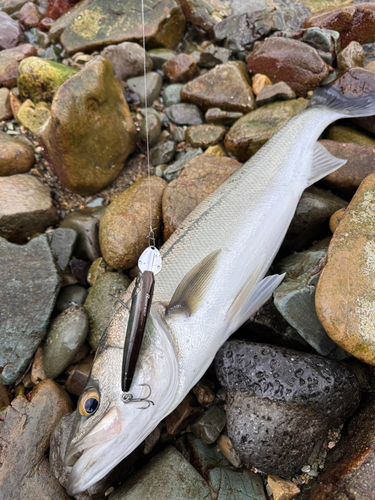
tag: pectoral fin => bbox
[307,142,347,186]
[166,250,221,317]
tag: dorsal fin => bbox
[166,250,221,317]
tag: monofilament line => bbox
[141,0,154,247]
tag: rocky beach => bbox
[2,0,375,499]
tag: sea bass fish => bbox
[65,84,375,495]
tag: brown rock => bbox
[304,3,375,49]
[0,130,34,176]
[9,90,22,117]
[217,434,242,468]
[181,61,255,112]
[185,123,226,148]
[0,12,25,50]
[0,383,12,408]
[365,61,375,72]
[0,88,12,121]
[178,0,230,32]
[247,37,329,97]
[17,1,43,27]
[337,41,365,74]
[306,395,375,500]
[256,81,296,107]
[316,173,375,365]
[252,73,272,95]
[162,54,200,83]
[65,353,94,396]
[46,0,81,20]
[325,124,375,146]
[30,346,46,385]
[0,379,72,500]
[99,176,166,271]
[165,393,203,435]
[0,43,37,88]
[192,380,215,405]
[320,140,375,195]
[162,154,241,240]
[329,207,346,233]
[268,475,300,500]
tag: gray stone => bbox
[0,11,25,50]
[165,103,204,125]
[256,81,296,106]
[0,235,61,385]
[55,285,88,313]
[198,44,232,68]
[150,140,176,165]
[163,148,203,182]
[109,446,211,500]
[205,107,243,126]
[101,41,153,82]
[0,174,57,243]
[148,48,176,70]
[190,405,226,444]
[48,227,77,272]
[138,110,161,150]
[127,72,162,106]
[216,341,360,476]
[163,83,184,107]
[43,306,88,379]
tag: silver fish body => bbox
[65,87,375,495]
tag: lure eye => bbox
[78,388,100,416]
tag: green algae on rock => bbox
[39,56,136,195]
[16,100,51,134]
[17,56,78,102]
[59,0,186,54]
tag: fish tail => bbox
[308,84,375,117]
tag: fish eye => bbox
[78,388,100,416]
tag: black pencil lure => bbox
[121,246,162,394]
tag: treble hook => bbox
[121,383,154,410]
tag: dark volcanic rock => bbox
[215,341,360,476]
[0,235,61,384]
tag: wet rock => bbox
[193,380,215,406]
[337,40,365,73]
[205,107,243,126]
[304,3,375,49]
[127,72,162,106]
[306,395,375,500]
[109,446,210,500]
[0,235,61,384]
[0,174,57,243]
[162,83,183,107]
[138,111,162,150]
[320,140,375,196]
[216,340,360,476]
[17,2,44,27]
[163,147,204,182]
[0,380,72,500]
[48,0,93,43]
[165,102,204,125]
[101,41,152,82]
[198,44,231,68]
[316,173,375,365]
[256,81,296,106]
[64,353,94,396]
[325,123,375,146]
[43,306,88,379]
[87,256,113,286]
[148,48,176,70]
[190,405,226,445]
[181,61,255,112]
[0,0,28,15]
[48,227,77,272]
[60,207,104,262]
[99,176,166,270]
[179,0,230,33]
[84,272,130,349]
[18,56,78,103]
[329,206,346,233]
[283,186,347,252]
[46,0,82,20]
[150,140,176,166]
[55,284,88,313]
[217,434,242,468]
[252,73,272,95]
[185,124,226,148]
[0,88,12,121]
[39,57,136,195]
[0,12,25,50]
[274,243,347,357]
[0,44,37,88]
[247,37,329,97]
[69,258,91,287]
[165,393,203,435]
[162,154,241,240]
[205,143,226,156]
[31,345,46,385]
[267,476,300,500]
[16,99,51,134]
[225,99,308,162]
[59,0,186,54]
[162,54,199,84]
[0,130,34,176]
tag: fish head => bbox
[65,303,179,495]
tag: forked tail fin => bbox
[308,84,375,117]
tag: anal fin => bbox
[308,142,347,186]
